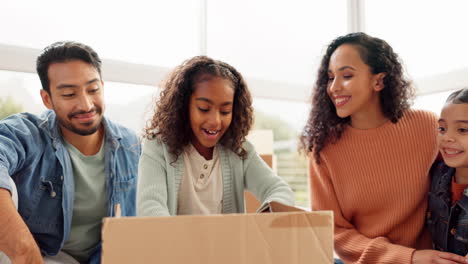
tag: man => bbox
[0,41,141,264]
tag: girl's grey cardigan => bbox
[137,138,295,216]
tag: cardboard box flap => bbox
[101,211,334,264]
[257,201,305,213]
[269,201,305,212]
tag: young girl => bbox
[300,32,468,264]
[137,56,294,216]
[428,88,468,257]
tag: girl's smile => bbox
[201,128,221,140]
[331,95,351,107]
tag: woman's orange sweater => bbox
[309,109,438,263]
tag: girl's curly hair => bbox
[144,56,253,161]
[299,32,415,163]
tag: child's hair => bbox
[144,56,253,161]
[446,88,468,104]
[299,32,414,162]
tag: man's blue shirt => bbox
[0,110,141,262]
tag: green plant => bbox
[0,96,23,120]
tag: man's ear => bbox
[40,89,53,110]
[373,73,387,92]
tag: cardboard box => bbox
[260,154,274,169]
[244,191,261,213]
[101,202,334,264]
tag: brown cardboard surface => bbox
[259,154,273,168]
[101,211,333,264]
[244,191,261,213]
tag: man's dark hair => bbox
[36,41,102,92]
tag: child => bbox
[137,56,294,216]
[300,32,468,263]
[428,88,468,257]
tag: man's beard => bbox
[58,107,103,136]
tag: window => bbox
[365,0,468,79]
[207,0,347,86]
[0,0,201,67]
[413,90,455,114]
[0,70,43,115]
[253,98,310,208]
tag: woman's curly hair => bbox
[299,32,415,163]
[144,56,253,161]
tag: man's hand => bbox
[0,188,43,264]
[413,250,468,264]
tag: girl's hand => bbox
[413,250,468,264]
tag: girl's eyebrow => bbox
[327,66,356,73]
[438,119,468,124]
[195,97,233,106]
[196,98,213,104]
